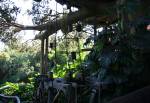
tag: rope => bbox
[65,33,70,69]
[63,5,71,70]
[54,2,58,69]
[45,37,49,74]
[76,31,82,71]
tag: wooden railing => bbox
[0,94,20,103]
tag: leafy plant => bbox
[0,49,40,83]
[0,81,34,102]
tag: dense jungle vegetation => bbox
[0,0,150,103]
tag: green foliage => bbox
[48,50,87,77]
[81,21,149,102]
[0,81,34,101]
[47,32,89,77]
[0,0,20,44]
[0,48,40,101]
[0,82,19,95]
[0,52,10,61]
[27,0,51,25]
[0,49,40,83]
[0,0,20,22]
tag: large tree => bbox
[0,0,20,44]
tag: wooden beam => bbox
[57,48,92,53]
[9,2,115,39]
[15,9,94,31]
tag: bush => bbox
[0,50,40,83]
[0,81,34,102]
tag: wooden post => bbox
[40,38,45,75]
[94,24,97,44]
[45,36,49,74]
